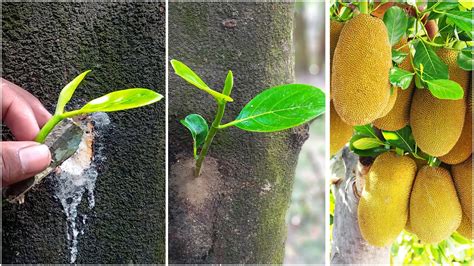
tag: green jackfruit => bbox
[410,49,467,157]
[374,40,414,130]
[358,152,417,246]
[332,14,392,125]
[330,101,353,156]
[410,166,462,243]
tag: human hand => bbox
[1,78,52,186]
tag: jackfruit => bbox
[330,20,344,100]
[451,156,472,221]
[332,14,392,125]
[358,152,417,246]
[374,40,414,130]
[439,109,472,164]
[410,49,468,157]
[377,87,398,118]
[457,212,473,239]
[330,101,353,156]
[410,166,462,243]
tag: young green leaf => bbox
[170,59,233,102]
[180,114,209,159]
[383,6,409,45]
[392,49,408,64]
[224,84,325,132]
[65,88,162,116]
[349,134,388,157]
[413,41,449,80]
[390,67,415,90]
[445,11,474,38]
[381,126,416,155]
[457,48,473,70]
[425,79,464,100]
[352,137,384,150]
[222,70,233,96]
[55,70,91,115]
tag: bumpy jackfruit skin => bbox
[410,166,462,243]
[330,20,344,100]
[376,87,398,118]
[332,14,391,125]
[374,40,414,130]
[440,109,472,164]
[451,156,472,221]
[457,212,473,239]
[411,49,468,157]
[330,101,353,156]
[358,152,417,246]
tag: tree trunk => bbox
[168,2,305,264]
[330,147,390,264]
[2,2,165,263]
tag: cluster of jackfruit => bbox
[330,14,473,246]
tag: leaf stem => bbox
[359,1,369,14]
[34,114,64,143]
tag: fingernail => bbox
[18,144,51,175]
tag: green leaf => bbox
[383,6,409,45]
[55,70,91,115]
[70,88,163,115]
[222,70,233,96]
[349,134,388,157]
[231,84,325,132]
[392,49,408,64]
[353,124,380,139]
[170,59,233,102]
[180,114,209,159]
[390,67,415,90]
[352,138,384,150]
[413,41,449,80]
[425,79,464,100]
[457,48,474,70]
[382,126,416,155]
[445,11,474,37]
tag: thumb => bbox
[1,141,51,186]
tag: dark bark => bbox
[169,2,305,264]
[330,148,390,264]
[2,2,165,263]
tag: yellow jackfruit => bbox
[457,212,473,239]
[451,156,472,221]
[377,87,398,119]
[330,20,344,100]
[358,152,417,246]
[374,40,414,130]
[440,109,472,164]
[332,14,392,125]
[410,166,462,243]
[410,49,468,157]
[330,101,353,156]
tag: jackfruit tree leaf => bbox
[55,70,91,115]
[381,126,416,155]
[222,70,233,95]
[392,49,408,64]
[353,124,380,139]
[390,67,415,90]
[383,6,408,46]
[180,114,209,159]
[413,41,449,81]
[232,84,325,132]
[170,59,233,102]
[425,79,464,100]
[349,134,388,157]
[445,11,474,38]
[352,138,384,150]
[69,88,163,115]
[457,48,473,70]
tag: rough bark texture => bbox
[2,2,165,263]
[169,2,304,264]
[330,148,390,264]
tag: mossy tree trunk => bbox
[2,2,165,263]
[330,148,390,264]
[168,2,306,264]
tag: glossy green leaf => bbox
[383,6,409,45]
[425,79,464,100]
[170,59,233,102]
[414,41,449,81]
[353,124,380,139]
[349,134,388,157]
[352,138,384,150]
[55,70,91,115]
[67,88,162,116]
[180,114,209,159]
[390,67,415,90]
[457,48,474,70]
[382,126,417,155]
[392,49,408,64]
[445,11,474,37]
[222,70,233,96]
[230,84,325,132]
